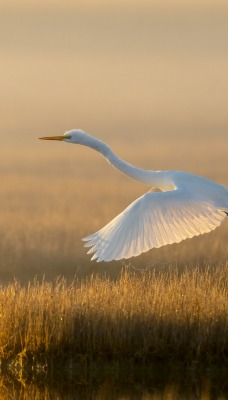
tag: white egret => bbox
[39,130,228,262]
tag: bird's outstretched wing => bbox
[82,189,226,262]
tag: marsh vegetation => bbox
[0,264,227,371]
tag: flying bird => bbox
[39,130,228,262]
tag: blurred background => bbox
[0,0,227,283]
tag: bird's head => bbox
[39,129,87,144]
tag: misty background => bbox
[0,1,227,282]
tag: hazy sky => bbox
[2,0,228,10]
[1,0,228,145]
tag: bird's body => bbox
[40,130,228,262]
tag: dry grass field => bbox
[0,264,227,371]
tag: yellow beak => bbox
[39,135,66,141]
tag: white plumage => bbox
[40,129,228,262]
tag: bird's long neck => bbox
[76,133,166,188]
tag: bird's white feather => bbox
[83,188,226,261]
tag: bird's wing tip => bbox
[81,236,91,242]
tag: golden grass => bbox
[0,264,227,370]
